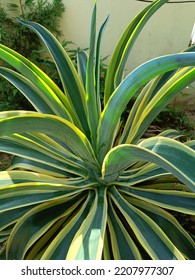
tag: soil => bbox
[0,152,12,171]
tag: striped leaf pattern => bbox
[0,0,194,259]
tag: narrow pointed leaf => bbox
[0,44,74,122]
[0,170,94,188]
[0,138,87,177]
[102,137,195,190]
[17,19,90,137]
[6,194,85,259]
[109,187,185,260]
[66,187,107,260]
[108,198,141,260]
[0,111,100,174]
[0,68,55,114]
[77,50,88,87]
[102,137,195,191]
[124,67,195,143]
[85,4,99,144]
[98,52,195,161]
[41,191,95,260]
[118,163,169,185]
[104,0,168,103]
[95,15,109,113]
[0,182,85,213]
[127,197,195,259]
[119,186,195,215]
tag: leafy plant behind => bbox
[0,0,65,110]
[0,0,195,260]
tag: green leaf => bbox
[0,111,100,175]
[119,186,195,215]
[77,50,88,87]
[85,3,99,145]
[0,170,94,188]
[6,193,85,259]
[9,156,80,178]
[104,0,168,103]
[158,129,184,139]
[126,197,195,259]
[185,140,195,150]
[95,15,109,113]
[0,0,194,261]
[41,191,95,259]
[0,181,85,213]
[17,19,90,137]
[0,205,34,232]
[0,45,73,122]
[118,163,169,185]
[122,67,195,143]
[0,138,87,177]
[107,197,141,260]
[97,52,195,162]
[102,137,195,191]
[0,68,54,115]
[139,137,195,189]
[109,187,185,260]
[2,132,88,173]
[66,187,107,260]
[25,217,69,260]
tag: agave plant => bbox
[0,0,195,260]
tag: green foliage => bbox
[0,0,65,110]
[0,0,65,50]
[154,105,194,138]
[0,0,195,260]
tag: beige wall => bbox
[2,0,195,73]
[61,0,195,73]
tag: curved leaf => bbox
[118,163,169,185]
[0,205,34,232]
[0,170,94,188]
[0,45,74,122]
[119,186,195,214]
[0,138,87,177]
[6,193,85,259]
[122,67,195,143]
[97,52,195,162]
[109,187,185,260]
[0,68,54,114]
[102,137,195,191]
[108,198,141,260]
[126,197,195,259]
[9,156,78,178]
[41,191,95,260]
[0,111,100,174]
[66,187,107,260]
[104,0,168,103]
[0,182,86,213]
[17,19,90,137]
